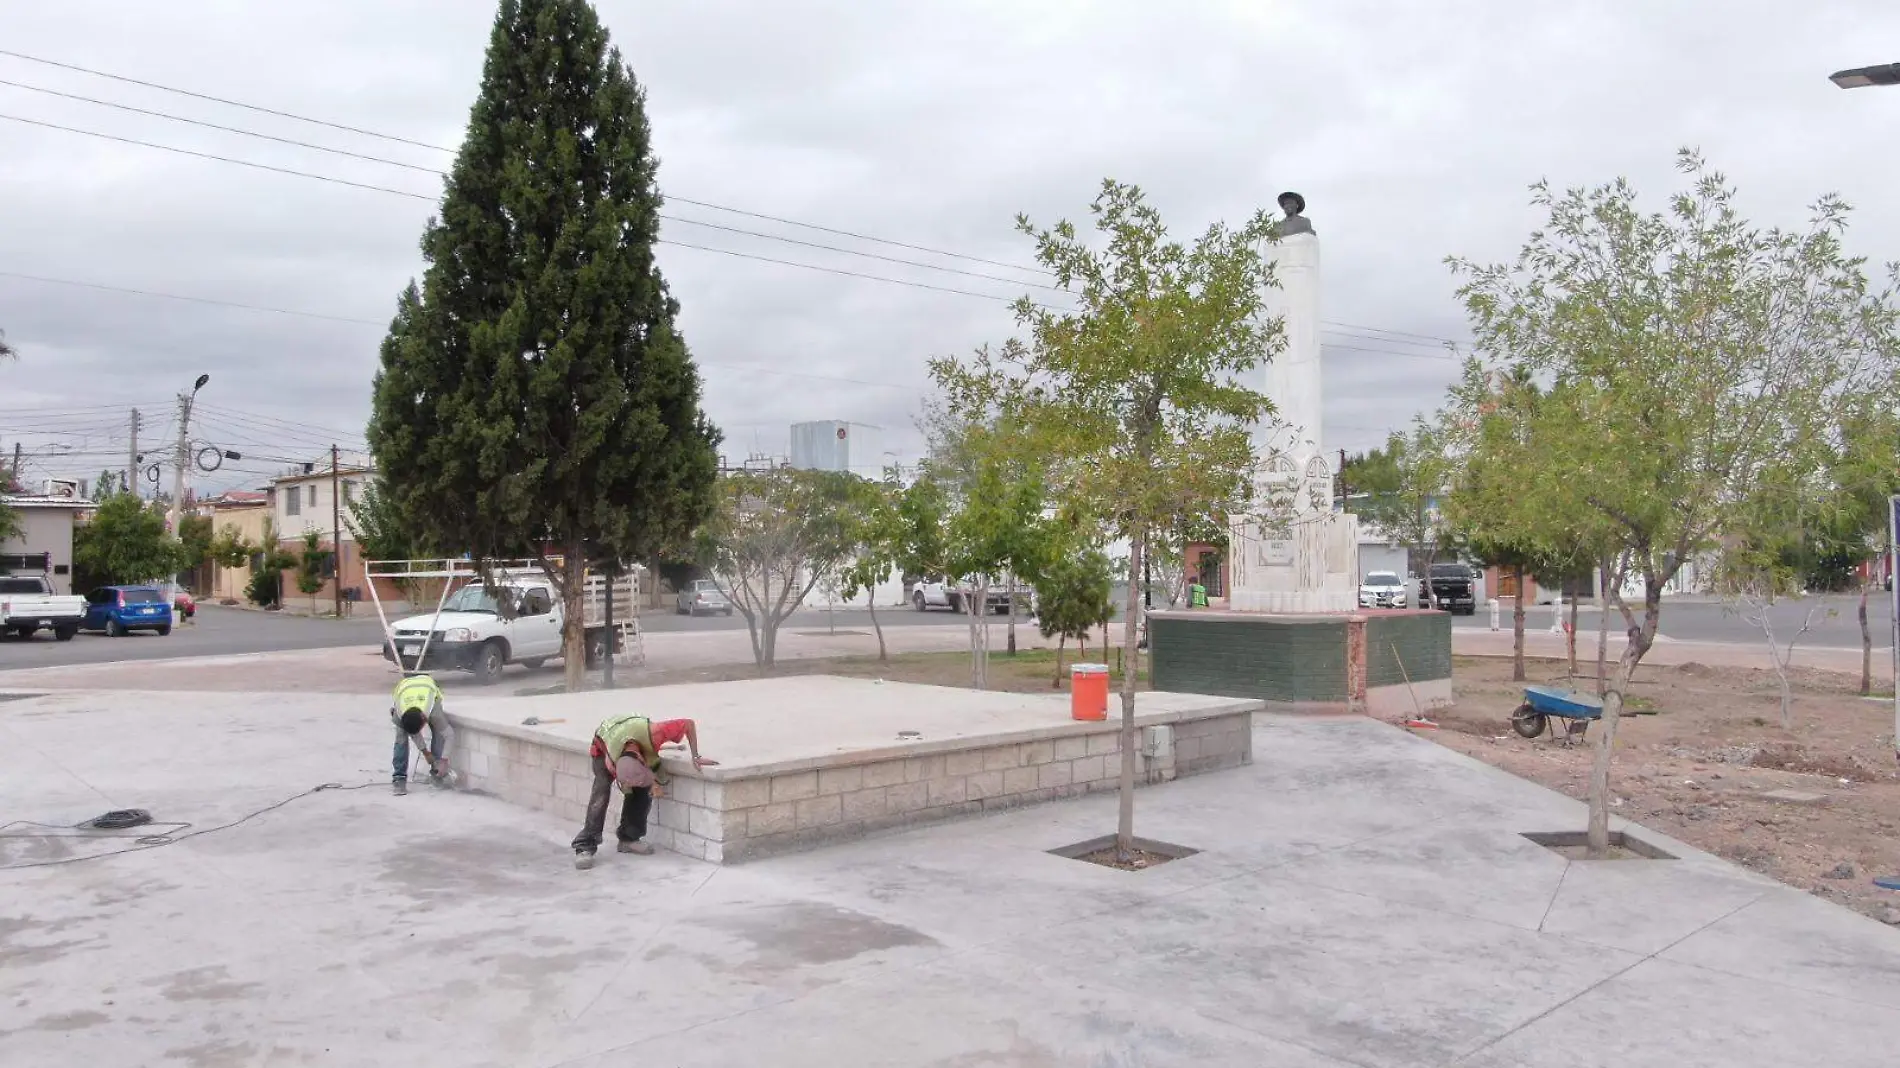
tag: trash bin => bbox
[1070,663,1109,721]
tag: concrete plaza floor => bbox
[3,689,1899,1066]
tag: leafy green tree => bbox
[1354,422,1460,608]
[836,472,906,662]
[294,531,332,616]
[92,470,121,500]
[893,474,951,587]
[933,179,1280,859]
[177,514,214,588]
[367,0,719,690]
[72,493,188,590]
[1034,536,1113,686]
[345,480,428,603]
[1449,151,1900,855]
[0,459,17,542]
[241,516,298,608]
[210,524,256,569]
[698,467,859,672]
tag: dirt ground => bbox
[1431,654,1900,924]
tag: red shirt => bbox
[589,719,689,761]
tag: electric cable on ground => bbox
[0,780,383,871]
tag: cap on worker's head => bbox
[398,708,426,735]
[613,755,653,791]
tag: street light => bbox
[1830,62,1900,89]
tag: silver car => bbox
[675,579,733,616]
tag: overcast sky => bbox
[2,0,1898,496]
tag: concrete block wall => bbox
[1149,610,1452,713]
[1150,614,1348,704]
[447,707,1255,865]
[447,727,731,861]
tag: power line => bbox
[1,106,1061,294]
[0,271,383,326]
[0,47,1050,276]
[0,48,451,154]
[193,403,368,445]
[0,48,1478,353]
[0,112,438,201]
[0,77,444,175]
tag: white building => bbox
[1,494,93,595]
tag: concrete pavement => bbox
[2,688,1896,1065]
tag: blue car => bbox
[82,585,174,637]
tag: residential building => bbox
[0,494,94,595]
[197,491,270,603]
[266,454,375,614]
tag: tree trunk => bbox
[1052,634,1066,688]
[1586,579,1659,856]
[1596,555,1612,697]
[1511,565,1527,683]
[1860,581,1872,697]
[560,547,587,692]
[869,589,887,662]
[1116,530,1144,861]
[1566,594,1579,678]
[1006,569,1018,656]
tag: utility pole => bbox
[331,444,342,618]
[165,375,210,605]
[127,408,141,500]
[9,442,19,489]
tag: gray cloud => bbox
[3,0,1898,497]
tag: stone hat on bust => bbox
[1277,191,1306,215]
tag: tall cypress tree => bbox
[369,0,719,688]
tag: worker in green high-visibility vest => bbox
[572,711,717,870]
[389,672,453,796]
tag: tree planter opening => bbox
[1522,830,1676,861]
[1051,834,1198,872]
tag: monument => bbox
[1226,191,1359,613]
[1146,191,1450,717]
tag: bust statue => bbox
[1277,190,1314,236]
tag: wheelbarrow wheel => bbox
[1510,704,1548,739]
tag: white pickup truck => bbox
[909,576,1034,616]
[375,562,639,685]
[0,574,86,641]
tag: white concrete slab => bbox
[4,691,1900,1066]
[449,675,1257,776]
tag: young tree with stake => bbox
[933,179,1281,859]
[1450,151,1900,855]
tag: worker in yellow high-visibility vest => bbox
[390,673,453,796]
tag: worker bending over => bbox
[573,712,716,869]
[390,672,454,796]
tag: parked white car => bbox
[1358,570,1408,609]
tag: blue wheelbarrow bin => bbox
[1510,684,1604,743]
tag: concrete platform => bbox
[445,676,1257,862]
[6,689,1898,1066]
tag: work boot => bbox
[617,840,654,856]
[392,779,408,796]
[573,850,596,870]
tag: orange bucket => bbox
[1071,663,1109,721]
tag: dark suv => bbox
[1422,563,1477,615]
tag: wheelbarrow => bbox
[1510,684,1604,745]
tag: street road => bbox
[3,593,1884,673]
[1449,593,1893,650]
[0,601,981,670]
